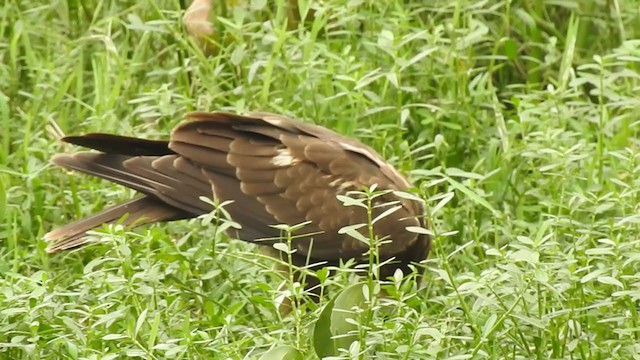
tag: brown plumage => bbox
[46,112,430,280]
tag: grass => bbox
[2,0,640,358]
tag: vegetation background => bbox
[2,0,640,358]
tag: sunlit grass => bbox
[2,0,640,358]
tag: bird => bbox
[45,111,431,285]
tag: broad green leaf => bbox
[258,346,303,360]
[331,283,368,351]
[312,294,338,358]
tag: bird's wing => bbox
[170,112,422,262]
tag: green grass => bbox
[2,0,640,358]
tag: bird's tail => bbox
[44,195,186,252]
[45,134,189,252]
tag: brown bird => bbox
[45,112,430,283]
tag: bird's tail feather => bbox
[61,133,172,156]
[45,135,189,252]
[44,195,186,252]
[51,152,161,194]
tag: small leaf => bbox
[340,227,369,244]
[597,276,624,288]
[508,249,539,265]
[377,30,394,50]
[516,236,534,245]
[400,108,410,125]
[386,72,399,88]
[230,46,245,66]
[125,349,147,358]
[580,269,606,283]
[336,194,367,208]
[400,47,437,71]
[134,309,148,338]
[316,267,330,283]
[372,205,402,224]
[393,268,404,284]
[288,220,313,232]
[273,242,290,253]
[406,226,433,236]
[271,224,292,231]
[251,0,268,11]
[118,243,131,256]
[431,192,454,215]
[445,167,485,180]
[66,341,78,360]
[248,61,263,83]
[338,223,366,235]
[393,190,424,202]
[83,257,115,274]
[482,313,498,338]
